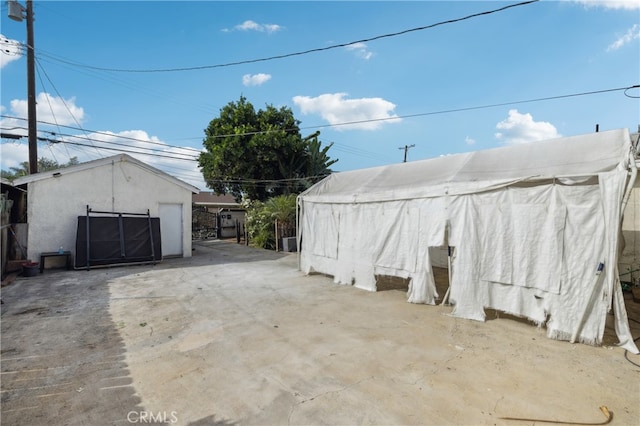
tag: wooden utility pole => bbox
[398,144,415,163]
[9,1,38,174]
[26,0,37,174]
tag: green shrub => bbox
[244,194,298,250]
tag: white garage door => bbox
[159,203,183,257]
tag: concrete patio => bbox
[1,240,639,425]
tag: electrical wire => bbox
[37,137,198,161]
[0,117,203,153]
[206,175,328,184]
[2,82,637,171]
[2,81,637,170]
[34,48,220,115]
[8,83,623,145]
[41,133,199,160]
[1,116,383,163]
[33,129,200,160]
[2,82,636,172]
[2,39,218,116]
[33,57,104,160]
[624,86,640,99]
[299,84,640,132]
[4,128,198,163]
[34,58,72,163]
[34,0,539,74]
[330,142,389,163]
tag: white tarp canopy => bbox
[298,128,639,353]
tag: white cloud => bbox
[495,110,560,144]
[607,24,640,50]
[242,73,272,86]
[345,42,374,60]
[64,130,206,189]
[0,141,29,171]
[0,116,206,190]
[263,24,282,33]
[227,20,283,34]
[292,93,401,131]
[0,34,22,69]
[8,92,85,126]
[465,136,476,145]
[572,0,640,10]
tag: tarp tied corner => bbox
[298,129,639,354]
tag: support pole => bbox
[26,0,37,174]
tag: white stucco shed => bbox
[13,154,199,266]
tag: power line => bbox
[2,131,200,162]
[36,136,199,161]
[36,0,539,74]
[41,129,199,158]
[40,83,635,144]
[205,175,330,186]
[2,37,220,118]
[41,131,199,160]
[3,83,637,142]
[34,48,221,116]
[33,56,104,160]
[299,84,640,132]
[330,142,388,163]
[0,133,324,185]
[34,57,73,163]
[0,117,203,153]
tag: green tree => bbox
[304,131,338,183]
[266,193,297,226]
[1,156,80,181]
[244,193,298,250]
[199,96,337,202]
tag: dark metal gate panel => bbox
[75,206,162,269]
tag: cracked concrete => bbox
[1,239,639,425]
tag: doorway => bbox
[159,203,183,258]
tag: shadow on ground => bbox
[1,264,144,424]
[0,240,282,425]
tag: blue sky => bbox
[1,0,639,191]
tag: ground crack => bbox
[287,376,375,425]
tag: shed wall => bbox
[26,160,192,264]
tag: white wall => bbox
[219,210,246,238]
[26,159,193,266]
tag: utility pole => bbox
[398,144,415,163]
[26,0,37,174]
[8,0,37,174]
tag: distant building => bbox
[192,192,246,239]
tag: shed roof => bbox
[13,154,199,193]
